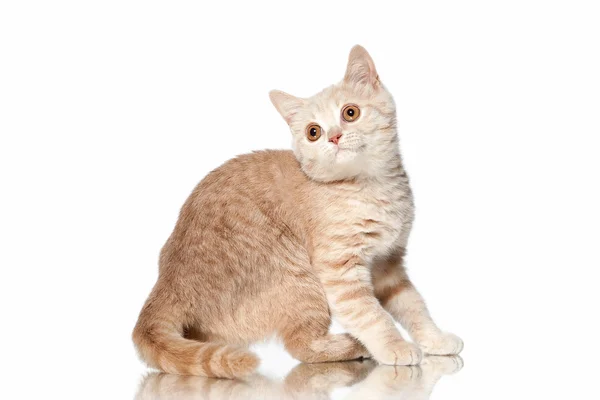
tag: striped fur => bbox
[133,46,461,378]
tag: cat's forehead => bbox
[307,85,360,111]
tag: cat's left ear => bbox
[269,90,304,124]
[344,45,380,89]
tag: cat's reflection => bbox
[135,356,463,400]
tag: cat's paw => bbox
[417,332,463,355]
[373,341,423,366]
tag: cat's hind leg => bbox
[277,277,370,363]
[283,330,370,363]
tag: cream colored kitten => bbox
[133,45,462,379]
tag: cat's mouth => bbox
[336,143,366,154]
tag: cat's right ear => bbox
[344,45,380,90]
[269,90,304,124]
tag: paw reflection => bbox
[135,356,463,400]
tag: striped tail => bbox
[132,310,259,379]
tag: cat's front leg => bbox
[372,248,463,356]
[316,254,422,366]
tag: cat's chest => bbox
[316,180,414,261]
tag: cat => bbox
[132,45,463,379]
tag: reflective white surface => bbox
[135,357,463,400]
[1,1,599,399]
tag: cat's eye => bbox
[306,124,322,141]
[341,104,360,122]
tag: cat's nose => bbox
[328,130,343,145]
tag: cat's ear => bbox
[344,45,380,89]
[269,90,304,124]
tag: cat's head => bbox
[270,45,398,182]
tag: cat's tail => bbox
[132,299,259,379]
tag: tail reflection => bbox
[135,356,463,400]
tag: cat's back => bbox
[161,150,310,265]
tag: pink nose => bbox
[329,133,343,145]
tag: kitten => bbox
[132,45,462,379]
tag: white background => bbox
[1,1,599,399]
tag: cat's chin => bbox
[309,155,368,182]
[336,148,368,169]
[335,147,358,161]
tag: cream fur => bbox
[132,45,462,379]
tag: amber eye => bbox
[306,124,322,141]
[341,104,360,122]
